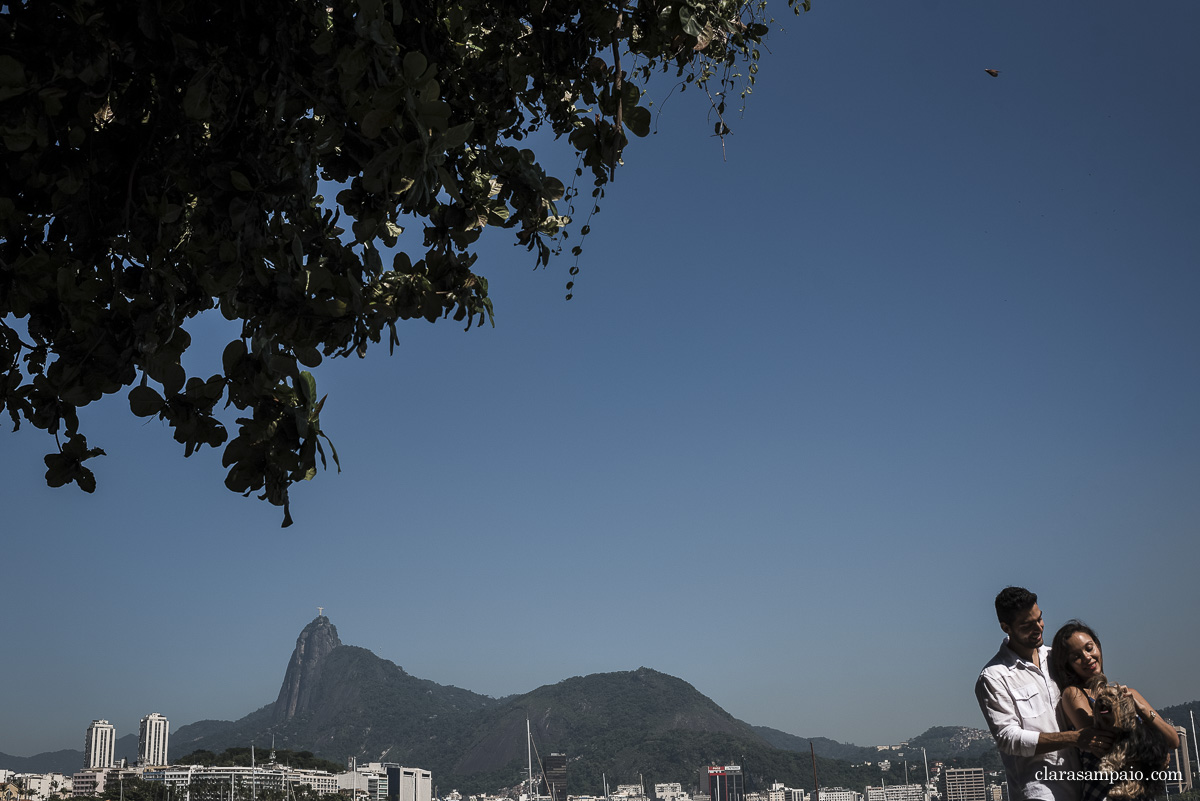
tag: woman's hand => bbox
[1124,686,1181,749]
[1116,685,1154,721]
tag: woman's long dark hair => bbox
[1049,619,1103,690]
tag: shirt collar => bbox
[1000,637,1047,669]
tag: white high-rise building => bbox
[139,713,170,767]
[84,720,115,769]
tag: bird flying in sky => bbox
[984,68,1000,77]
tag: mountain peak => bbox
[272,615,342,724]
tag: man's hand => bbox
[1076,727,1114,756]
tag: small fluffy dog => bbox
[1088,674,1171,799]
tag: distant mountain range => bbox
[1160,700,1200,727]
[8,617,1112,791]
[750,725,998,766]
[0,738,137,775]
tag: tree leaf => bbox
[679,7,703,37]
[436,121,474,151]
[129,386,165,417]
[222,340,247,376]
[183,79,211,119]
[0,55,26,88]
[295,346,322,368]
[402,51,428,83]
[626,107,652,138]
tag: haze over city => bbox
[3,1,1198,761]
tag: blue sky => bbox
[3,1,1199,770]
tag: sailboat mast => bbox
[527,719,534,799]
[1191,712,1200,782]
[810,743,820,801]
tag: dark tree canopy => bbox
[0,0,804,524]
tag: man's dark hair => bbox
[1048,619,1103,691]
[994,586,1038,625]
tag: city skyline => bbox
[4,0,1199,761]
[5,609,1198,761]
[0,760,957,801]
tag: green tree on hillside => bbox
[97,777,160,801]
[0,0,806,524]
[173,747,343,773]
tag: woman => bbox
[1049,620,1180,801]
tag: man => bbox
[975,587,1111,801]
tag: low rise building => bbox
[704,766,743,801]
[143,765,339,801]
[864,785,925,801]
[384,765,430,801]
[15,773,72,801]
[943,770,984,801]
[654,784,686,801]
[71,771,106,798]
[816,789,860,801]
[72,766,142,798]
[337,762,389,801]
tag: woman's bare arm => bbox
[1060,685,1094,731]
[1128,687,1181,749]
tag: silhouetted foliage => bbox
[0,0,806,524]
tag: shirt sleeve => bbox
[975,671,1040,756]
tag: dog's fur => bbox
[1088,674,1171,799]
